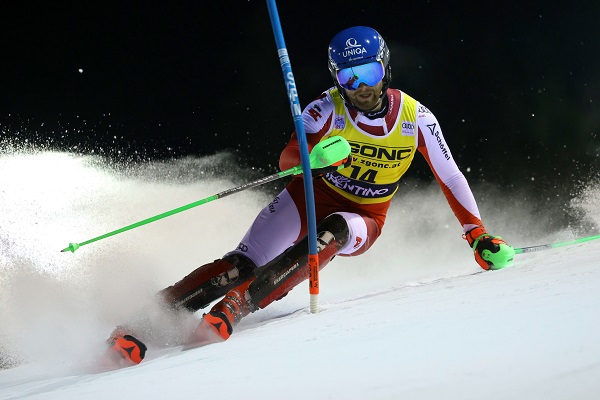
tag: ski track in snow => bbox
[1,151,599,400]
[1,247,599,400]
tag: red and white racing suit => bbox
[228,87,483,268]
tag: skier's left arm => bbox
[416,106,514,270]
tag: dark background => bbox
[2,1,599,191]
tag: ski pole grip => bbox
[309,136,351,169]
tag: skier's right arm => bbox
[279,91,335,171]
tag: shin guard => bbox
[160,254,256,312]
[248,213,349,309]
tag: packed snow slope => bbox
[1,150,599,400]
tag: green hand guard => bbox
[483,243,515,270]
[475,236,515,270]
[308,136,351,169]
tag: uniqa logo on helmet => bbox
[342,37,367,59]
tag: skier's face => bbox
[343,80,384,111]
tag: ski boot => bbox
[188,277,255,344]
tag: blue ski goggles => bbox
[336,61,385,90]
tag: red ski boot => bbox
[188,277,255,344]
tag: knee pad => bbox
[317,213,350,250]
[215,254,257,287]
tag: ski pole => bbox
[61,136,350,253]
[514,233,600,254]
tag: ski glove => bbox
[464,227,515,270]
[311,155,353,177]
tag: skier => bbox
[109,26,515,365]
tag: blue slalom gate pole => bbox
[265,0,320,313]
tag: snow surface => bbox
[1,150,599,400]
